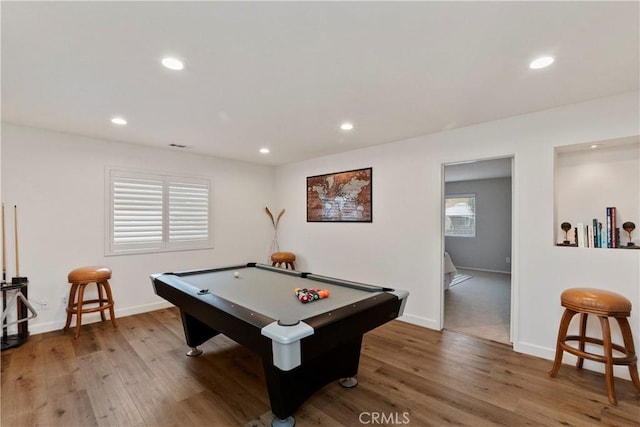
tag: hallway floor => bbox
[444,268,511,344]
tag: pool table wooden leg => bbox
[180,310,220,349]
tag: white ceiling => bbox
[2,2,638,166]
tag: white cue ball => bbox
[233,272,240,278]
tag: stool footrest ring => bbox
[561,336,638,365]
[66,299,115,315]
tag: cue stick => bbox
[1,204,5,339]
[14,205,19,278]
[14,205,23,336]
[1,203,6,284]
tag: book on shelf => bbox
[592,218,603,248]
[606,206,617,248]
[576,223,585,247]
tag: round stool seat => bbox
[271,252,295,263]
[271,252,296,270]
[561,288,631,316]
[64,266,117,339]
[68,266,112,284]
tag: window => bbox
[106,169,212,255]
[445,194,476,237]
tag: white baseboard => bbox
[397,313,440,330]
[28,300,174,335]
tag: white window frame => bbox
[444,193,476,237]
[105,168,213,255]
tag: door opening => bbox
[442,156,514,345]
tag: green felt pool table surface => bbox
[164,264,387,323]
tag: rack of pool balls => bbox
[294,287,329,303]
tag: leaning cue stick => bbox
[11,206,27,284]
[14,205,21,336]
[14,205,19,278]
[11,205,29,337]
[1,204,5,341]
[1,203,6,284]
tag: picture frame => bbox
[306,167,372,222]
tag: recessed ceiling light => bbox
[591,144,599,149]
[161,57,184,71]
[529,56,554,70]
[259,148,270,154]
[340,122,354,131]
[111,117,127,125]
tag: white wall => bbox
[275,91,640,378]
[445,177,512,272]
[1,123,276,334]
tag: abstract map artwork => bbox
[307,168,372,222]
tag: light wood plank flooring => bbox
[2,308,639,426]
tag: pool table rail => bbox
[305,273,394,292]
[166,262,304,278]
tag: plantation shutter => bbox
[112,176,164,247]
[168,180,210,243]
[108,170,212,255]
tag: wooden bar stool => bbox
[64,266,117,339]
[271,251,296,270]
[549,288,640,405]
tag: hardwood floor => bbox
[2,308,639,426]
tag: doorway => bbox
[442,157,514,345]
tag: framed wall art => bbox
[306,167,372,222]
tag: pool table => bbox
[151,263,409,427]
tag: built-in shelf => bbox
[554,136,640,248]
